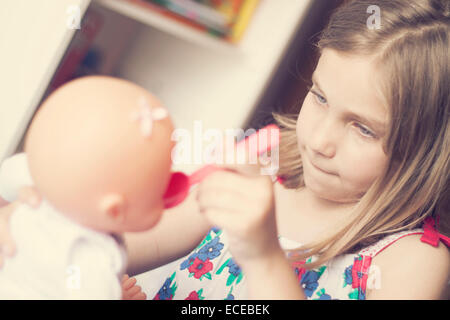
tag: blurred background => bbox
[0,0,344,173]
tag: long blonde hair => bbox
[274,0,449,268]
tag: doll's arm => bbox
[124,186,213,276]
[0,153,34,203]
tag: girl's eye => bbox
[315,93,327,105]
[308,85,377,139]
[310,89,327,105]
[355,123,376,138]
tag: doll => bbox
[0,76,175,299]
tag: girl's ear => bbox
[98,193,127,223]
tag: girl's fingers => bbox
[126,285,142,297]
[132,292,147,300]
[209,136,258,175]
[198,207,243,233]
[218,148,263,177]
[199,171,273,208]
[197,187,247,214]
[217,130,279,178]
[123,277,137,290]
[122,275,146,300]
[199,171,263,198]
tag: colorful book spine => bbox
[166,0,229,32]
[127,0,258,42]
[128,0,213,34]
[227,0,258,43]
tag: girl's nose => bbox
[309,117,337,158]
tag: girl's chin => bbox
[304,176,361,204]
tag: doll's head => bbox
[24,76,175,233]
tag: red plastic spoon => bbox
[162,124,280,209]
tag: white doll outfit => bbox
[0,153,126,299]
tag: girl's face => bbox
[296,49,389,204]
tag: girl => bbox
[0,0,449,299]
[145,0,450,300]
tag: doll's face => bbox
[25,76,175,233]
[296,49,389,203]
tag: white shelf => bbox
[0,0,91,162]
[99,0,313,173]
[0,0,313,175]
[96,0,236,52]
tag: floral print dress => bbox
[151,226,426,300]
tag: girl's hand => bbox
[0,186,41,267]
[196,159,281,267]
[121,274,147,300]
[196,149,305,300]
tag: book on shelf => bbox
[127,0,259,42]
[47,6,138,96]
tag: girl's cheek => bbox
[341,146,387,191]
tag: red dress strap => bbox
[358,229,424,258]
[358,216,448,258]
[421,216,450,248]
